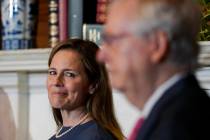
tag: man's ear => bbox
[151,31,169,63]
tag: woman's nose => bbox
[55,74,64,87]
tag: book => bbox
[68,0,83,38]
[59,0,68,41]
[96,0,109,24]
[83,24,103,46]
[49,0,59,47]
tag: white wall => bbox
[28,73,56,140]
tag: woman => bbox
[47,39,124,140]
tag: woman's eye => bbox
[48,70,56,75]
[64,71,77,78]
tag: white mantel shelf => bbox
[0,48,51,72]
[0,42,209,72]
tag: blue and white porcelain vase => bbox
[1,0,38,50]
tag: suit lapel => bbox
[136,74,199,140]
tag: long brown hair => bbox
[48,38,124,140]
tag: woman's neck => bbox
[61,106,92,126]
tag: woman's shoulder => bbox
[77,120,117,140]
[48,120,117,140]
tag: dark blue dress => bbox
[49,120,117,140]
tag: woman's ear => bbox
[88,83,98,94]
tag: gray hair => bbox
[130,0,202,70]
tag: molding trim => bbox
[16,72,30,140]
[196,67,210,91]
[0,43,209,72]
[0,48,51,72]
[199,41,210,67]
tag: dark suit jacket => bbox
[136,74,210,140]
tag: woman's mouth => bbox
[51,87,68,96]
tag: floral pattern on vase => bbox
[1,0,38,50]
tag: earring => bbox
[89,83,98,95]
[89,90,94,94]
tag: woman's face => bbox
[47,49,90,110]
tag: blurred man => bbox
[97,0,210,140]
